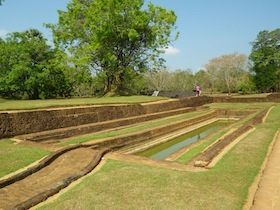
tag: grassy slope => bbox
[0,140,50,178]
[37,103,280,210]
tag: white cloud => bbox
[164,46,181,56]
[197,67,206,71]
[0,29,9,38]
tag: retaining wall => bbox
[213,93,280,103]
[2,93,278,139]
[0,96,213,138]
[94,112,217,149]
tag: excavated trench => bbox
[0,96,274,210]
[134,120,235,161]
[101,107,269,168]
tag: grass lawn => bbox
[0,139,50,178]
[0,96,168,111]
[0,93,271,111]
[36,103,280,210]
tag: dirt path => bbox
[249,129,280,210]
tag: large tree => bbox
[204,53,248,94]
[47,0,178,95]
[249,29,280,92]
[171,69,194,90]
[0,29,69,99]
[192,69,212,93]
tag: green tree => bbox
[237,71,256,94]
[47,0,178,95]
[249,29,280,92]
[194,69,211,92]
[171,69,194,90]
[0,29,68,99]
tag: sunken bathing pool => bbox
[136,120,233,161]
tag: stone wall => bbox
[95,112,217,149]
[212,93,280,103]
[0,96,213,138]
[2,93,277,139]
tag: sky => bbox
[0,0,279,72]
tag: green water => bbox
[136,120,232,160]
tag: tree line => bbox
[0,0,279,99]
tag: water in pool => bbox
[136,120,232,160]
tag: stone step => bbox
[15,106,208,142]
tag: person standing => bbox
[195,85,201,97]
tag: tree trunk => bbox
[30,88,39,99]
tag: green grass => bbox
[36,103,280,210]
[0,93,271,111]
[0,96,168,111]
[58,110,212,146]
[0,139,50,178]
[0,94,272,111]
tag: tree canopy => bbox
[47,0,178,95]
[0,29,69,99]
[249,29,280,92]
[204,53,248,93]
